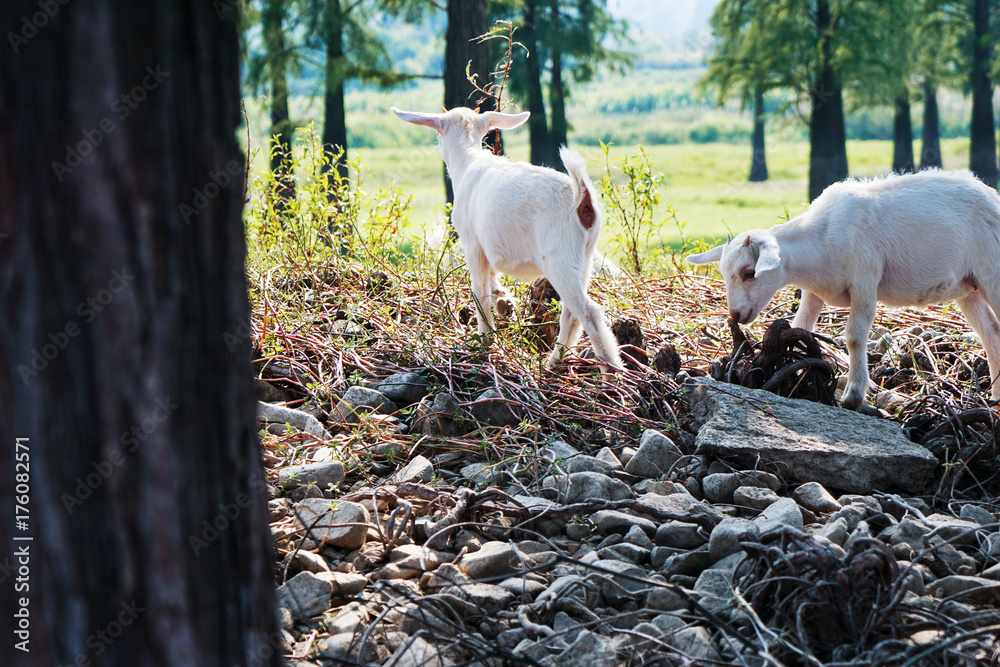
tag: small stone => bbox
[294,498,370,549]
[655,521,707,549]
[563,454,617,475]
[331,386,396,423]
[793,482,842,514]
[498,576,547,599]
[548,629,618,667]
[269,497,293,521]
[443,583,515,616]
[595,447,624,470]
[458,541,520,581]
[593,510,657,536]
[646,586,688,612]
[817,517,850,546]
[624,429,683,478]
[565,523,591,541]
[469,388,521,427]
[669,626,721,662]
[753,497,803,535]
[702,471,779,504]
[411,392,469,437]
[319,632,378,663]
[709,518,759,562]
[543,440,581,461]
[275,571,332,622]
[959,504,996,526]
[544,472,632,504]
[277,461,346,490]
[598,542,650,565]
[590,559,649,605]
[326,600,367,635]
[385,636,448,667]
[636,492,724,524]
[874,390,910,414]
[315,571,368,597]
[624,525,654,549]
[285,550,330,574]
[391,455,434,484]
[376,372,429,406]
[694,569,735,613]
[733,486,779,510]
[930,576,1000,604]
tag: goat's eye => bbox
[742,269,755,281]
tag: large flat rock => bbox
[686,379,937,493]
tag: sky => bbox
[608,0,721,37]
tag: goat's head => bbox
[687,231,783,325]
[391,107,530,150]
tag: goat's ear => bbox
[754,237,781,274]
[687,245,725,265]
[392,107,443,131]
[484,111,530,131]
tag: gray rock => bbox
[598,542,650,565]
[930,576,1000,604]
[315,571,368,597]
[499,576,548,599]
[687,378,937,493]
[460,462,498,486]
[563,454,617,475]
[694,568,735,613]
[319,632,378,664]
[376,372,430,406]
[817,517,850,546]
[655,521,707,549]
[385,636,449,667]
[326,600,368,636]
[624,525,655,549]
[277,461,346,490]
[275,571,332,622]
[391,455,434,484]
[661,548,715,577]
[277,606,293,632]
[924,514,981,547]
[293,498,370,549]
[645,586,688,612]
[380,544,448,579]
[734,486,779,510]
[793,482,842,514]
[753,497,804,535]
[443,583,515,616]
[624,429,683,478]
[702,471,779,504]
[331,386,396,423]
[669,626,721,662]
[257,401,333,441]
[959,504,996,526]
[593,510,657,536]
[547,630,617,667]
[458,541,520,581]
[544,472,632,504]
[595,447,624,470]
[709,518,759,561]
[543,440,581,461]
[411,393,470,437]
[590,559,650,605]
[285,550,330,574]
[636,492,724,524]
[874,389,910,414]
[469,389,522,427]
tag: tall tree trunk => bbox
[323,0,349,187]
[263,0,295,211]
[0,1,279,665]
[522,0,553,167]
[444,0,492,204]
[892,92,915,173]
[808,0,849,201]
[549,44,568,172]
[920,79,943,170]
[970,0,997,187]
[749,89,768,182]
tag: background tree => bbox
[0,0,278,665]
[261,0,297,210]
[968,0,997,187]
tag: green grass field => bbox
[344,137,971,256]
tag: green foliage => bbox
[597,142,677,275]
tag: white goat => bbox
[392,106,623,371]
[687,170,1000,409]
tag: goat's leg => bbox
[465,246,496,336]
[545,305,583,368]
[840,290,876,410]
[957,291,1000,401]
[488,272,516,317]
[546,273,623,371]
[792,290,825,331]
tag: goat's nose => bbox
[729,309,741,323]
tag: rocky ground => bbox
[251,271,1000,666]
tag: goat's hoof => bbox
[495,296,516,318]
[839,389,865,411]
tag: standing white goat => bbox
[687,170,1000,409]
[393,106,622,371]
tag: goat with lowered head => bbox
[687,170,1000,409]
[393,106,622,371]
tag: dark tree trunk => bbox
[970,0,997,187]
[0,1,279,665]
[808,0,849,201]
[263,0,295,210]
[920,79,943,170]
[749,89,768,182]
[522,0,553,167]
[892,92,915,173]
[323,0,349,187]
[549,44,568,172]
[444,0,493,204]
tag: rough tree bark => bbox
[920,79,943,170]
[263,0,296,210]
[969,0,997,187]
[892,92,915,173]
[0,1,279,666]
[323,0,349,187]
[444,0,494,204]
[807,0,849,201]
[522,0,554,167]
[749,89,769,182]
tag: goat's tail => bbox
[560,146,599,231]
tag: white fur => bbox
[392,106,622,370]
[688,170,1000,409]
